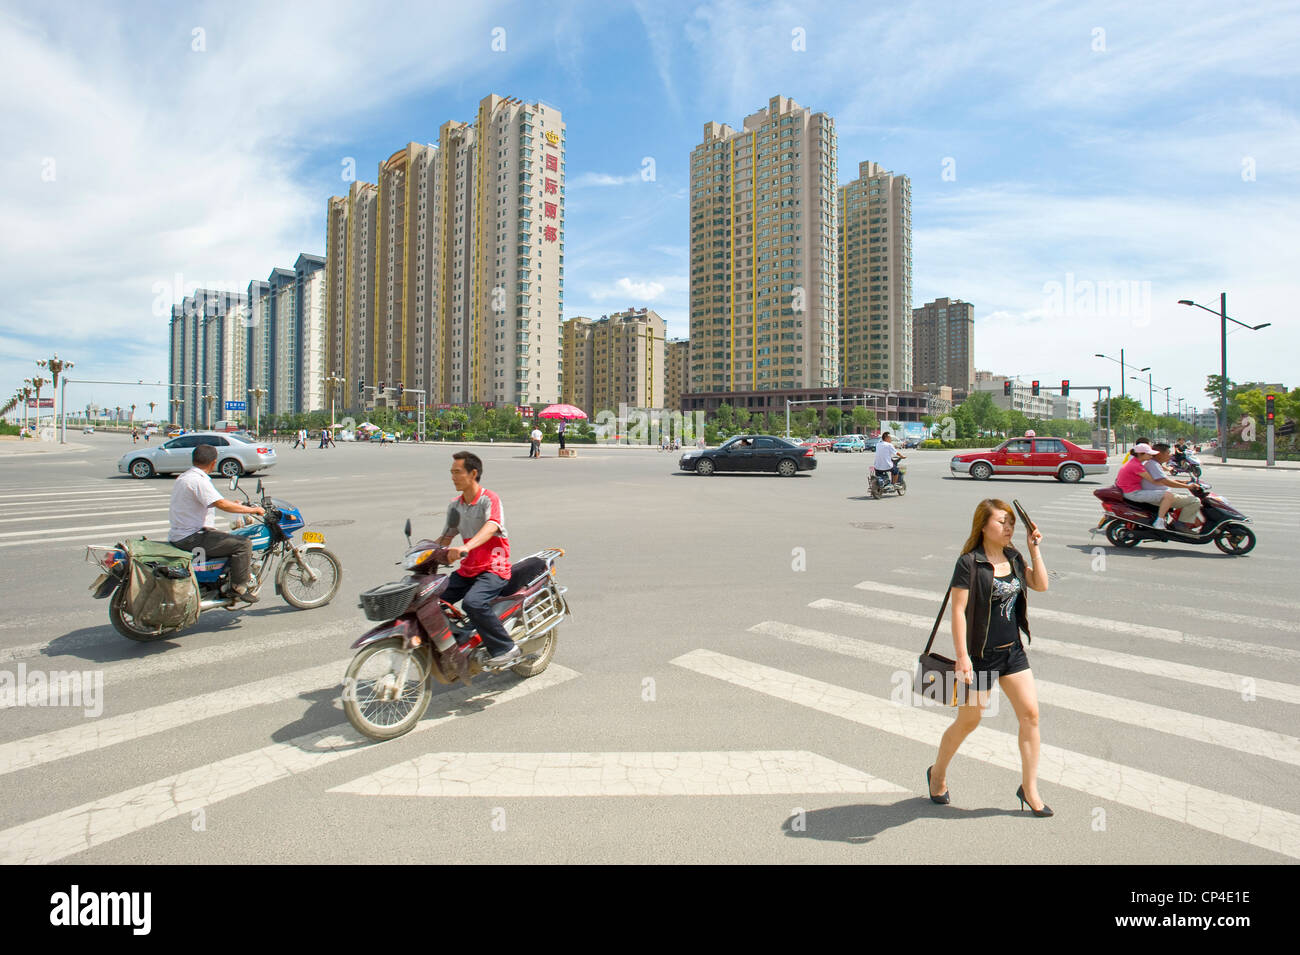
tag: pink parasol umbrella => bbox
[535,404,587,420]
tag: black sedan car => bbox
[679,435,817,476]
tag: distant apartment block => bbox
[912,297,974,394]
[839,160,912,391]
[168,289,247,428]
[665,338,689,412]
[689,95,839,396]
[325,180,378,400]
[561,308,665,417]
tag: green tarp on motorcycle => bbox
[122,538,201,631]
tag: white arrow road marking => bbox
[671,650,1300,861]
[750,621,1300,768]
[0,665,579,864]
[329,750,907,798]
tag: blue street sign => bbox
[225,401,247,411]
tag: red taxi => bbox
[949,433,1108,483]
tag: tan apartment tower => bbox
[325,95,565,409]
[689,95,838,396]
[325,180,378,403]
[912,297,974,395]
[665,338,689,412]
[838,160,913,391]
[561,308,665,418]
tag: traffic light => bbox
[358,376,365,397]
[1031,380,1040,396]
[1266,394,1275,423]
[1003,380,1012,396]
[396,381,404,396]
[1061,380,1069,397]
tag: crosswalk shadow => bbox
[782,802,1014,844]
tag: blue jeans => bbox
[441,571,516,656]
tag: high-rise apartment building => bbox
[838,160,912,391]
[912,297,974,394]
[665,338,689,412]
[325,94,565,409]
[561,308,665,417]
[168,289,247,428]
[325,180,379,399]
[689,95,838,396]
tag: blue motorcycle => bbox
[88,476,342,641]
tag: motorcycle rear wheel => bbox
[511,629,557,677]
[343,638,431,741]
[109,586,178,641]
[869,477,882,499]
[1105,520,1140,548]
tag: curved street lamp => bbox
[1177,295,1271,463]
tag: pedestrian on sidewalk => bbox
[926,498,1053,816]
[529,426,542,458]
[557,420,566,451]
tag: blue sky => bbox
[3,0,1297,419]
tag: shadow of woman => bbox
[781,800,1016,844]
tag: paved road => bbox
[1,434,1298,863]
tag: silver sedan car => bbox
[118,431,277,479]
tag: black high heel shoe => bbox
[927,766,950,805]
[1016,784,1053,817]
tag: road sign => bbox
[27,398,55,408]
[225,401,247,411]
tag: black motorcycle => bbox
[1093,481,1255,555]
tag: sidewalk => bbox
[0,436,90,456]
[1201,457,1300,471]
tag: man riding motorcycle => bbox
[873,432,905,485]
[168,443,266,601]
[435,451,521,667]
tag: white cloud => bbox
[572,172,642,187]
[590,277,668,301]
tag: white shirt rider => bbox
[874,435,904,483]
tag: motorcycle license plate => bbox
[302,532,325,543]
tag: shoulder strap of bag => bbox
[921,588,951,656]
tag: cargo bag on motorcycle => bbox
[122,538,201,630]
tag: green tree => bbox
[733,407,751,431]
[713,403,734,430]
[825,406,843,434]
[850,406,877,433]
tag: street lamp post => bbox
[170,397,183,428]
[1094,350,1149,401]
[38,354,74,444]
[1177,294,1271,464]
[248,388,267,438]
[29,375,49,435]
[323,375,345,429]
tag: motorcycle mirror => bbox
[404,518,412,544]
[256,478,264,496]
[228,475,239,491]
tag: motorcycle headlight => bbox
[403,549,434,570]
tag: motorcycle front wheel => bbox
[343,638,432,741]
[109,586,178,642]
[1214,524,1256,556]
[279,547,342,609]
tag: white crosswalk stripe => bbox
[850,580,1300,659]
[0,481,174,550]
[0,665,581,864]
[671,649,1300,860]
[747,621,1300,768]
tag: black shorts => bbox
[972,641,1030,680]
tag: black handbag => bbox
[915,590,970,706]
